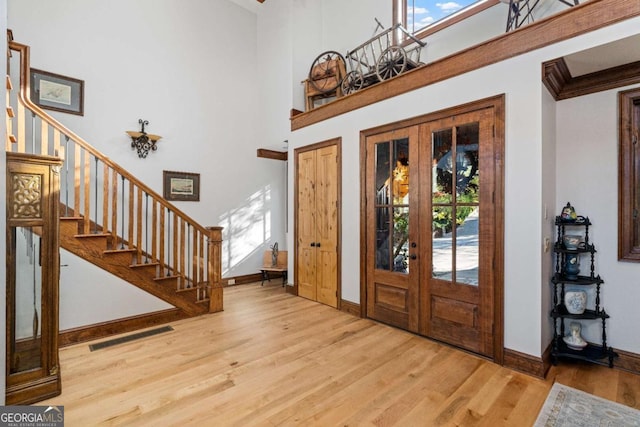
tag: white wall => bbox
[541,86,557,349]
[4,0,639,383]
[59,249,172,330]
[556,85,640,354]
[8,0,287,324]
[282,1,640,358]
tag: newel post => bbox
[206,226,224,313]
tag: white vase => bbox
[564,290,587,314]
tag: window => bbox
[394,0,499,40]
[618,88,640,262]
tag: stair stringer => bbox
[59,217,209,317]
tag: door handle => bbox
[316,243,321,247]
[310,242,316,247]
[409,254,417,260]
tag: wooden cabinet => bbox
[296,142,339,308]
[6,152,62,404]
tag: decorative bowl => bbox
[564,289,587,314]
[563,234,582,250]
[563,335,588,350]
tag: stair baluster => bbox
[93,156,98,234]
[6,37,223,321]
[64,136,70,216]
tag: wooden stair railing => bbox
[6,39,223,315]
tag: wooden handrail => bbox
[7,39,223,312]
[10,41,211,237]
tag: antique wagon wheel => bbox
[308,50,346,94]
[375,46,407,81]
[341,70,364,95]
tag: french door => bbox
[365,103,501,358]
[365,127,420,331]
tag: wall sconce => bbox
[126,119,162,158]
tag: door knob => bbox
[410,254,417,260]
[310,242,316,247]
[316,243,321,247]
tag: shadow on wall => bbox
[219,184,282,277]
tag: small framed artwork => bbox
[163,170,200,202]
[30,68,84,116]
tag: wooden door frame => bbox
[359,95,505,364]
[293,138,342,308]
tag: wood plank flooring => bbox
[41,283,640,426]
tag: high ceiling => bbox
[563,33,640,77]
[228,0,263,13]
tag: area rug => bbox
[534,382,640,426]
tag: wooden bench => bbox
[260,250,288,286]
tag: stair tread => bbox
[154,275,181,281]
[75,233,110,238]
[103,248,136,254]
[176,287,198,293]
[130,262,160,268]
[60,216,84,221]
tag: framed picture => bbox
[30,68,84,116]
[163,170,200,202]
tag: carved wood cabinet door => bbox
[6,152,62,404]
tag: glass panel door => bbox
[367,127,419,332]
[375,138,411,273]
[431,123,479,286]
[8,226,43,374]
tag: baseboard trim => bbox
[59,308,190,347]
[223,273,265,286]
[340,299,361,317]
[285,283,297,295]
[503,347,548,378]
[613,348,640,375]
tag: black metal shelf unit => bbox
[550,215,617,367]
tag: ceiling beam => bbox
[257,149,287,161]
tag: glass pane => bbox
[455,123,479,286]
[407,0,484,34]
[432,207,453,281]
[392,138,410,205]
[375,142,390,205]
[456,208,479,286]
[375,207,391,270]
[432,128,453,203]
[393,207,409,274]
[455,123,480,200]
[10,226,43,373]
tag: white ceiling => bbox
[228,0,261,14]
[563,33,640,76]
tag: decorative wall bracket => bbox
[126,119,162,158]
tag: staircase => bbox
[5,37,223,324]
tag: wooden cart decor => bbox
[342,23,426,95]
[304,51,347,111]
[303,23,426,110]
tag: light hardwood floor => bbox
[41,283,640,426]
